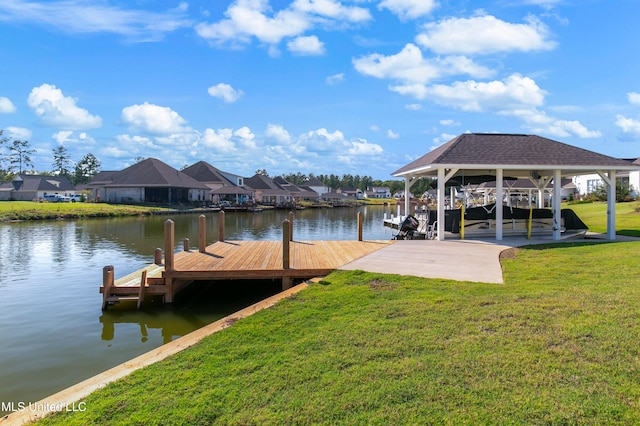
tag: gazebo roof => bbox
[393,133,639,178]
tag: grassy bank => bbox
[38,240,640,425]
[566,201,640,236]
[0,201,167,221]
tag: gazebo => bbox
[392,133,640,241]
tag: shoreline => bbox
[1,282,311,425]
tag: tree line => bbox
[263,170,434,197]
[0,130,100,185]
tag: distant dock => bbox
[101,211,392,309]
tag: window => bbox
[586,179,601,193]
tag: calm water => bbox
[0,205,394,413]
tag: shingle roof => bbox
[182,161,233,185]
[393,133,638,177]
[13,174,75,191]
[103,158,208,189]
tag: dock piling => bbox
[183,238,190,251]
[357,212,363,241]
[101,265,114,310]
[154,248,162,265]
[198,214,206,252]
[218,210,225,242]
[282,219,292,290]
[288,211,294,241]
[164,219,174,271]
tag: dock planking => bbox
[101,239,393,308]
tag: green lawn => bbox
[0,201,167,221]
[38,238,640,425]
[566,201,640,236]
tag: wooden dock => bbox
[101,240,392,308]
[101,213,392,308]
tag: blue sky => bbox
[1,0,639,180]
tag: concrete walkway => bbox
[340,234,639,284]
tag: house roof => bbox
[393,133,640,178]
[94,158,208,189]
[245,174,285,191]
[306,177,325,187]
[181,161,234,185]
[12,174,75,192]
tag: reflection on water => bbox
[0,206,394,414]
[99,280,283,344]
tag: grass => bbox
[38,240,640,425]
[565,201,640,236]
[0,201,167,221]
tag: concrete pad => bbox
[340,234,640,284]
[340,239,513,284]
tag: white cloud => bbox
[208,83,244,103]
[5,126,32,140]
[201,128,236,152]
[378,0,438,20]
[299,128,347,152]
[121,102,188,135]
[292,0,371,22]
[0,0,191,42]
[234,126,257,149]
[439,119,460,126]
[416,14,556,55]
[195,0,370,47]
[615,115,640,137]
[196,0,307,45]
[432,133,457,149]
[326,73,345,85]
[53,130,73,144]
[52,130,94,145]
[27,83,102,129]
[347,139,383,155]
[287,35,325,55]
[628,92,640,105]
[353,43,493,86]
[387,129,400,139]
[400,74,546,110]
[505,109,601,138]
[0,96,16,113]
[405,103,422,110]
[265,123,292,143]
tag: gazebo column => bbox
[607,170,617,240]
[404,176,411,219]
[552,169,562,241]
[598,170,617,240]
[436,168,458,240]
[496,169,503,241]
[437,169,446,241]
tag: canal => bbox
[0,205,395,413]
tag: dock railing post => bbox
[102,265,114,310]
[198,214,206,252]
[154,248,162,265]
[218,210,225,242]
[282,219,292,290]
[164,219,174,271]
[282,219,290,269]
[357,211,363,241]
[288,211,294,241]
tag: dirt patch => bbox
[499,248,521,261]
[369,279,397,291]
